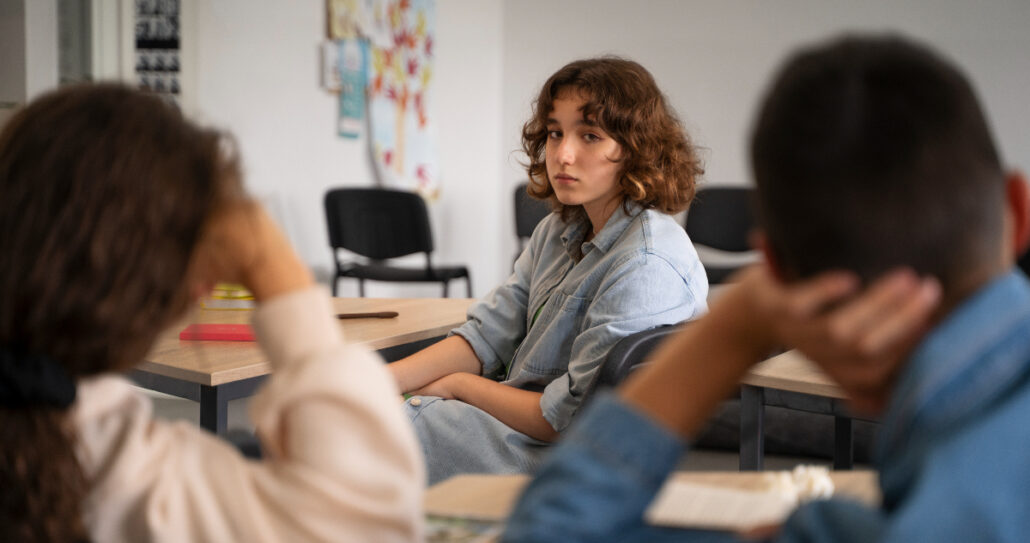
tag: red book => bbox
[179,323,255,342]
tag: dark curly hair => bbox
[0,84,242,542]
[521,56,704,220]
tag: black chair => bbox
[595,323,685,391]
[684,186,758,284]
[324,187,471,297]
[514,182,552,260]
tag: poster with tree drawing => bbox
[366,0,438,199]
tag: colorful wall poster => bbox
[366,0,439,199]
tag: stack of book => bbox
[200,283,255,310]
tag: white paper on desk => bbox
[645,482,797,531]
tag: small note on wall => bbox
[338,38,368,139]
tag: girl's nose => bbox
[557,139,576,166]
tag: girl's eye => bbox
[583,133,601,143]
[547,130,562,140]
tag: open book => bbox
[645,466,877,531]
[423,469,879,538]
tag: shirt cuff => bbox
[251,286,343,370]
[450,325,504,376]
[539,372,574,432]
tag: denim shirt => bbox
[452,201,708,432]
[503,270,1030,542]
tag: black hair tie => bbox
[0,348,77,409]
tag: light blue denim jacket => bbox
[453,201,708,432]
[504,270,1030,542]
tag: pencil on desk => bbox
[336,311,400,319]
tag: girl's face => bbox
[545,89,623,225]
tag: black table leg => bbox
[740,385,765,471]
[834,414,854,470]
[200,384,228,435]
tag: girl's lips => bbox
[554,174,577,184]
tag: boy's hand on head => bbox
[708,264,862,359]
[783,269,941,415]
[732,266,941,415]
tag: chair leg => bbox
[358,279,366,298]
[442,280,449,298]
[331,276,338,297]
[465,275,472,298]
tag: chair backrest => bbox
[596,323,686,389]
[324,187,434,260]
[514,182,552,241]
[684,186,755,252]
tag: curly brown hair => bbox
[0,84,242,542]
[521,56,704,220]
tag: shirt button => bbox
[410,397,422,407]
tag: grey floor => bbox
[139,387,254,432]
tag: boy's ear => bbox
[751,230,787,282]
[1006,171,1030,259]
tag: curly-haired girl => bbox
[389,56,709,484]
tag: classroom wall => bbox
[0,0,59,127]
[191,0,505,298]
[24,0,58,97]
[501,0,1030,205]
[0,1,25,128]
[11,1,1030,299]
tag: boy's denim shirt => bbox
[504,270,1030,542]
[452,201,708,432]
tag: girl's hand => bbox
[411,373,466,400]
[188,201,313,301]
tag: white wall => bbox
[0,0,25,128]
[192,0,504,298]
[24,0,57,97]
[0,0,27,107]
[12,1,1030,297]
[501,0,1030,201]
[1,0,58,128]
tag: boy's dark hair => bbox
[522,56,704,220]
[751,35,1005,290]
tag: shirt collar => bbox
[558,200,647,259]
[876,269,1030,460]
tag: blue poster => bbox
[337,38,368,139]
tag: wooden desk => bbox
[425,471,879,533]
[739,351,867,471]
[131,297,472,434]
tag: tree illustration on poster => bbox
[367,0,439,199]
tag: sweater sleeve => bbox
[75,286,424,543]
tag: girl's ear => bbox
[751,230,787,282]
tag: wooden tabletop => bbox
[137,297,472,386]
[743,350,846,399]
[425,471,879,522]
